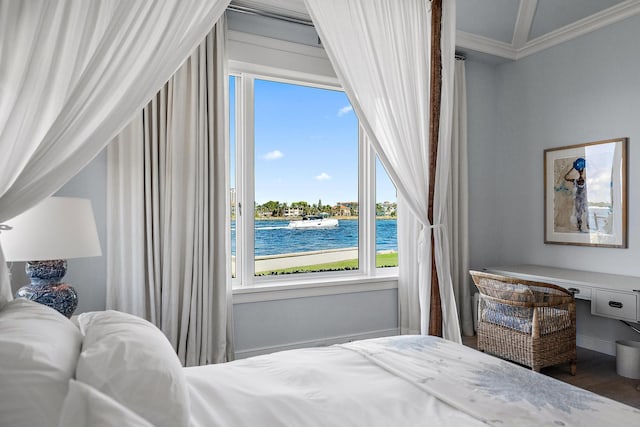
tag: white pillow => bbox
[58,380,154,427]
[75,310,190,427]
[0,299,82,427]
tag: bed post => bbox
[428,0,443,337]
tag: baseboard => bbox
[234,328,400,359]
[577,333,617,356]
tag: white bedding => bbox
[185,335,640,427]
[2,303,639,426]
[186,339,482,427]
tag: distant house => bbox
[332,205,351,217]
[284,207,304,217]
[335,201,358,216]
[380,201,396,216]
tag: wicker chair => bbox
[469,270,577,375]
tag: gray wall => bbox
[234,289,398,358]
[467,14,640,350]
[466,59,500,270]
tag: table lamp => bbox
[0,197,102,318]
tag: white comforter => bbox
[184,335,640,427]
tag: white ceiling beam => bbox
[511,0,538,50]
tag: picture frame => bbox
[544,137,628,248]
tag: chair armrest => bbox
[533,302,576,337]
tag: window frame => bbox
[229,47,397,292]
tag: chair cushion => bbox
[482,304,533,333]
[481,301,571,334]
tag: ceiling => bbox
[230,0,640,61]
[456,0,640,60]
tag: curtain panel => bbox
[0,0,230,306]
[107,19,233,366]
[305,0,461,341]
[449,58,474,336]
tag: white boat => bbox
[287,215,339,229]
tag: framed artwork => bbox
[544,137,628,248]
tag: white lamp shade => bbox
[0,197,102,262]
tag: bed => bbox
[1,299,639,427]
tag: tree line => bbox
[253,200,396,218]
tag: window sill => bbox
[232,269,398,304]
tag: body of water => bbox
[231,219,397,256]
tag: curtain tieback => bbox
[417,223,444,262]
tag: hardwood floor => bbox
[462,335,640,409]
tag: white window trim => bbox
[229,31,398,293]
[233,273,398,304]
[228,29,338,87]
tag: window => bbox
[230,72,397,288]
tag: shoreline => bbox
[232,247,398,274]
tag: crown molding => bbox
[456,30,517,60]
[517,0,640,59]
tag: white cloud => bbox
[263,150,283,160]
[337,105,353,117]
[315,172,331,181]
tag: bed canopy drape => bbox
[305,0,461,340]
[0,0,231,306]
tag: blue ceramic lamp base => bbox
[15,260,78,318]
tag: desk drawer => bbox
[562,283,592,300]
[592,290,638,321]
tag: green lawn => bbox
[257,252,398,275]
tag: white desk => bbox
[484,265,640,323]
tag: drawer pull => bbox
[568,287,580,295]
[608,301,623,309]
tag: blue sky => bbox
[230,77,397,206]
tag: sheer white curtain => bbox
[305,0,461,341]
[107,19,233,366]
[449,58,474,336]
[0,0,230,307]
